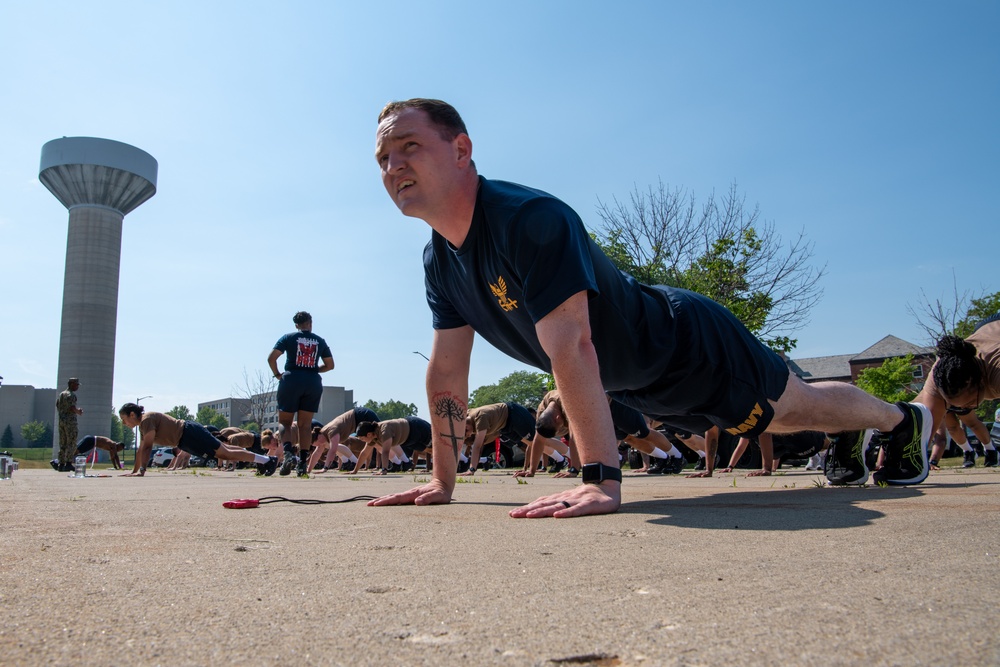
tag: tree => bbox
[195,406,229,430]
[855,355,919,404]
[592,181,825,352]
[362,399,418,420]
[233,368,278,429]
[166,405,193,421]
[1,425,13,449]
[243,422,260,434]
[469,371,551,410]
[21,420,52,448]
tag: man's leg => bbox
[277,411,297,476]
[774,376,930,485]
[295,410,314,476]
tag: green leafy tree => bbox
[21,420,53,448]
[242,422,260,433]
[109,412,135,448]
[166,405,193,421]
[592,181,824,353]
[1,425,14,449]
[855,355,919,404]
[470,371,550,410]
[954,292,1000,339]
[195,406,229,429]
[361,399,418,420]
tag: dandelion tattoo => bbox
[433,392,467,464]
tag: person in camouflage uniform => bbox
[55,378,83,471]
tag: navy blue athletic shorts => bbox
[610,400,650,440]
[400,417,432,457]
[276,370,323,413]
[76,435,97,454]
[353,407,379,425]
[178,421,223,458]
[771,431,827,459]
[501,403,536,442]
[609,287,789,439]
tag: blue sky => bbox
[1,1,997,418]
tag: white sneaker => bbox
[805,454,822,471]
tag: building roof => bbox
[787,335,934,381]
[852,335,934,362]
[787,354,855,381]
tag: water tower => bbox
[39,137,157,444]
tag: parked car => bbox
[150,447,175,467]
[188,454,218,468]
[483,436,527,469]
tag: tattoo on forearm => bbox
[432,392,467,464]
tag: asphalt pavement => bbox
[2,465,998,666]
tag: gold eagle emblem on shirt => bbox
[489,276,519,312]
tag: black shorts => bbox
[354,407,379,425]
[178,422,222,458]
[609,400,650,440]
[76,435,97,454]
[771,431,827,459]
[609,287,789,439]
[276,370,323,413]
[500,403,535,442]
[400,417,432,457]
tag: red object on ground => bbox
[223,498,260,509]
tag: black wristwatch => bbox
[581,462,622,485]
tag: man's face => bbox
[375,107,469,220]
[69,381,80,391]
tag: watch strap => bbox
[581,462,622,484]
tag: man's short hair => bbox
[293,311,312,326]
[378,98,468,142]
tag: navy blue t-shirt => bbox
[273,331,332,372]
[424,177,680,392]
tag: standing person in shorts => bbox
[267,311,334,477]
[118,403,277,477]
[369,98,932,519]
[310,407,380,473]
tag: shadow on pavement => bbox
[621,485,923,531]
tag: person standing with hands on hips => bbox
[267,311,334,477]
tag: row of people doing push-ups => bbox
[101,388,996,485]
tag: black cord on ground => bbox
[256,495,378,505]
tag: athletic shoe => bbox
[962,450,977,468]
[804,454,823,471]
[279,454,297,477]
[256,456,278,477]
[457,460,470,473]
[824,430,873,486]
[547,459,567,474]
[984,449,998,468]
[663,455,686,475]
[400,461,413,473]
[296,457,309,478]
[49,460,59,471]
[339,460,355,472]
[645,457,668,475]
[694,456,707,471]
[871,402,931,486]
